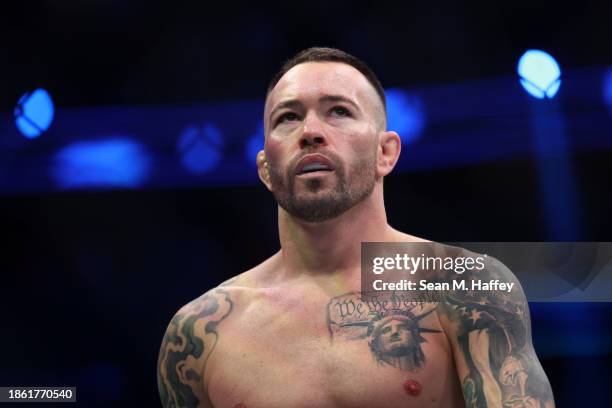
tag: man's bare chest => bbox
[204,290,464,408]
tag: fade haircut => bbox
[266,47,387,125]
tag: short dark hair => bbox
[266,47,387,119]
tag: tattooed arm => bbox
[439,257,555,408]
[157,288,234,408]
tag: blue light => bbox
[245,123,264,166]
[518,50,561,99]
[14,88,55,138]
[385,88,426,144]
[52,137,150,189]
[177,123,224,174]
[603,68,612,112]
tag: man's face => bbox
[263,62,385,222]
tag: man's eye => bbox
[277,112,299,124]
[330,106,350,117]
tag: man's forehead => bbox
[265,61,380,115]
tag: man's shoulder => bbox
[159,262,277,408]
[441,243,522,287]
[179,251,282,317]
[389,232,519,279]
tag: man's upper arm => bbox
[157,288,234,408]
[439,256,555,408]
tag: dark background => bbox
[1,1,611,407]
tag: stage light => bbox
[385,88,426,144]
[14,88,55,138]
[245,123,264,166]
[52,137,150,189]
[177,123,224,174]
[517,50,561,99]
[603,68,612,112]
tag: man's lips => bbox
[294,154,336,175]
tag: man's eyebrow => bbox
[319,95,360,112]
[269,94,361,122]
[269,100,302,122]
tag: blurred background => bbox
[1,1,611,406]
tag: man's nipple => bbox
[403,379,422,396]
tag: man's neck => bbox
[277,187,397,279]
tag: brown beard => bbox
[268,148,377,222]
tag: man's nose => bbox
[299,113,328,149]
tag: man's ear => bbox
[257,150,273,191]
[376,131,401,177]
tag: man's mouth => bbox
[295,154,335,175]
[299,163,333,174]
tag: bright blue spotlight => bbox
[177,123,224,174]
[603,68,612,112]
[518,50,561,99]
[52,137,150,189]
[14,88,55,138]
[385,88,426,144]
[245,123,264,166]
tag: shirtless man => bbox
[157,47,555,408]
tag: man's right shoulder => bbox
[157,287,236,407]
[157,257,277,407]
[178,256,273,320]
